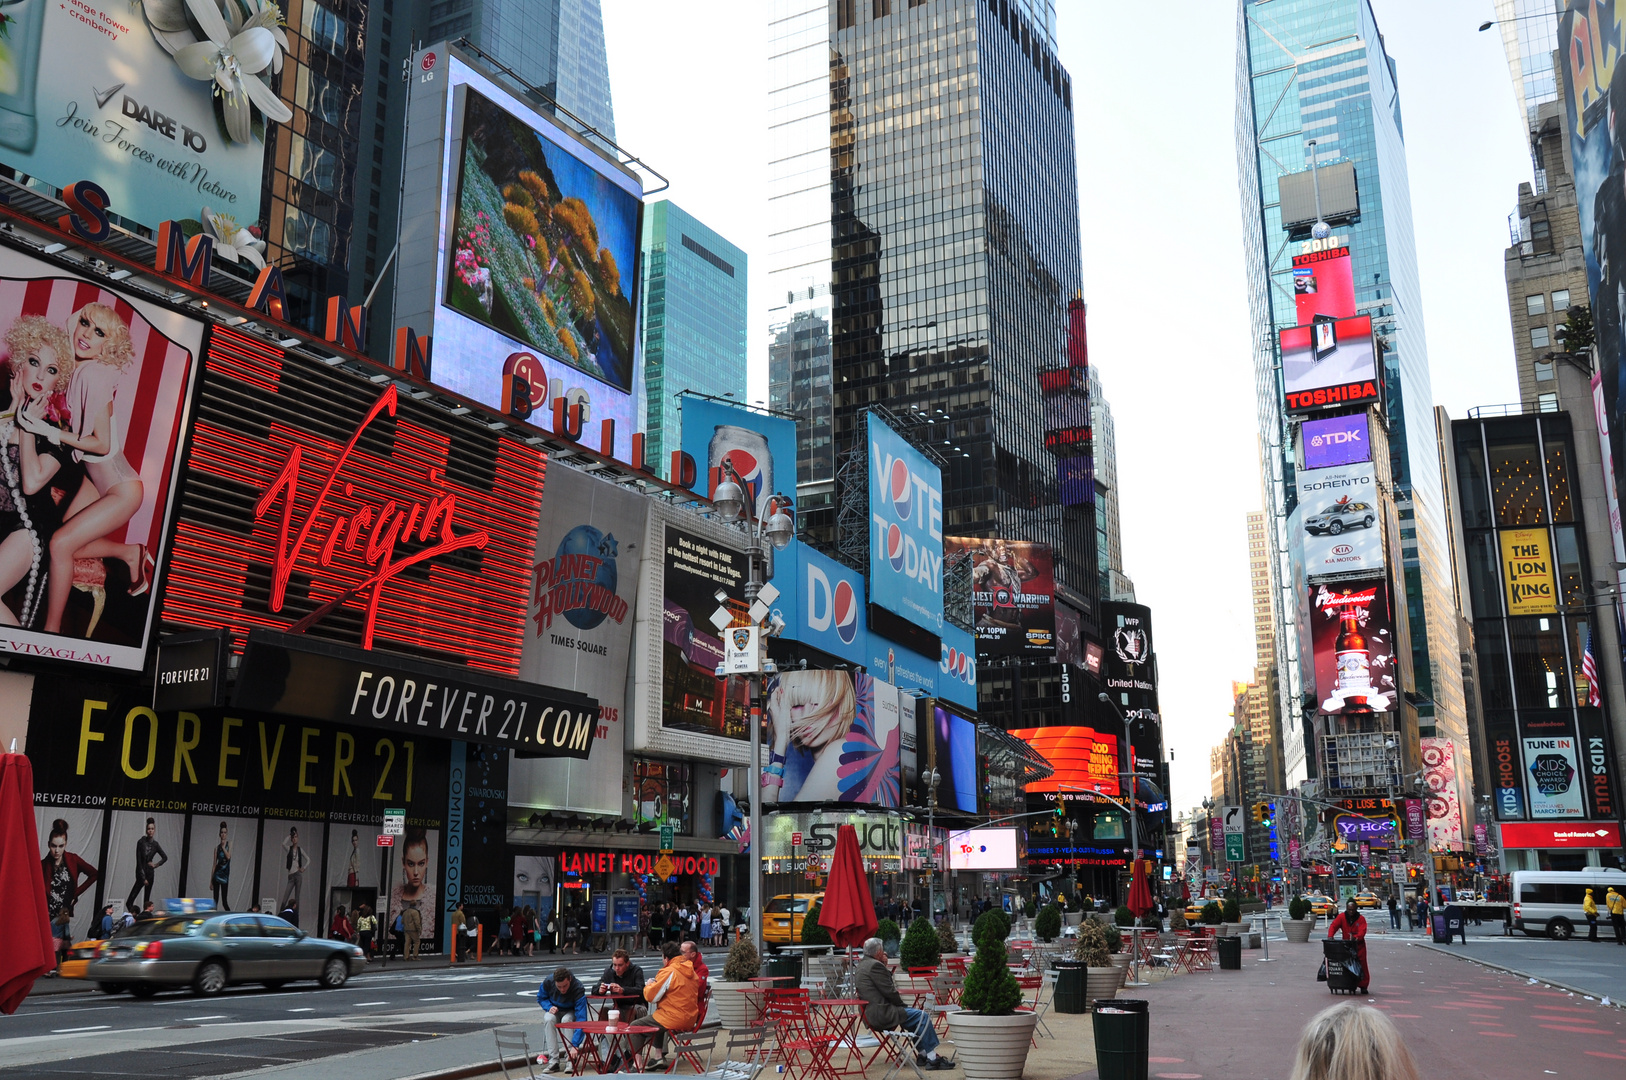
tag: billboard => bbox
[1295,462,1384,576]
[511,465,649,815]
[1011,726,1121,798]
[932,705,979,813]
[1301,413,1372,469]
[0,0,281,229]
[798,544,867,667]
[1308,580,1397,714]
[0,248,200,669]
[660,524,747,739]
[1101,601,1158,716]
[867,417,943,631]
[1499,528,1559,615]
[1280,315,1380,415]
[1421,737,1466,847]
[948,537,1056,656]
[1058,454,1094,506]
[1291,246,1356,324]
[867,634,939,700]
[761,670,901,807]
[1521,735,1587,819]
[948,828,1020,871]
[1039,366,1090,452]
[938,621,978,711]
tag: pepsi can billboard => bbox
[939,622,978,711]
[868,418,944,632]
[799,545,868,667]
[1301,413,1371,469]
[869,635,940,700]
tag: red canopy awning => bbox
[819,824,878,948]
[0,754,55,1013]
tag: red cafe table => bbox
[556,1021,660,1074]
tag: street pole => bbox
[749,674,764,960]
[925,769,940,927]
[1097,694,1142,987]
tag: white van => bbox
[1511,868,1626,939]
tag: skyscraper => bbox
[639,201,750,469]
[1092,366,1134,602]
[1236,0,1466,786]
[1247,511,1275,671]
[1490,0,1561,130]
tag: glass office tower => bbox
[1236,0,1466,785]
[1491,0,1560,130]
[639,201,750,469]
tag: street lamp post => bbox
[924,768,941,925]
[709,465,795,961]
[1096,693,1148,987]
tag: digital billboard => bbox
[932,705,980,813]
[1039,366,1090,452]
[946,537,1056,656]
[1302,413,1372,469]
[1280,315,1379,415]
[938,621,978,711]
[761,670,901,807]
[948,828,1020,871]
[1308,580,1397,715]
[511,465,649,816]
[1010,726,1120,798]
[1295,462,1384,576]
[798,544,867,667]
[0,247,200,669]
[0,0,281,229]
[1058,454,1094,506]
[867,416,943,631]
[1101,602,1158,716]
[1291,246,1356,324]
[660,524,747,739]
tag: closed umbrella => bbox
[0,754,55,1013]
[1127,858,1154,919]
[818,824,878,948]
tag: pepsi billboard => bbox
[939,622,978,711]
[1301,413,1371,469]
[869,635,940,700]
[868,418,944,632]
[798,545,868,667]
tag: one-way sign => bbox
[1222,805,1245,835]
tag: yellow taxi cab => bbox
[1353,891,1382,909]
[763,893,823,945]
[1184,898,1216,924]
[58,938,105,980]
[1306,894,1339,917]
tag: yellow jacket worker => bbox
[1583,888,1600,941]
[1607,887,1626,945]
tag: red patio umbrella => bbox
[818,824,879,948]
[0,754,55,1013]
[1127,857,1154,919]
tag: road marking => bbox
[420,996,453,1001]
[353,1001,389,1006]
[516,991,535,996]
[288,1007,316,1013]
[183,1016,229,1022]
[478,993,507,997]
[50,1025,111,1034]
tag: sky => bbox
[602,0,1535,812]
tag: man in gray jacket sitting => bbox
[852,937,953,1070]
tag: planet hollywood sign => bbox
[561,850,722,878]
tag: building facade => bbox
[1093,366,1134,602]
[638,201,750,469]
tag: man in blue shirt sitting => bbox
[536,966,589,1072]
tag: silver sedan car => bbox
[87,912,367,996]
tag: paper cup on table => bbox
[608,1009,620,1021]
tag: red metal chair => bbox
[765,989,838,1080]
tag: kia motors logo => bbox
[833,579,858,643]
[889,458,913,520]
[1331,544,1353,555]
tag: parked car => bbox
[762,893,824,946]
[1304,500,1375,535]
[87,912,366,996]
[1511,868,1626,939]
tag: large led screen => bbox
[0,248,199,669]
[1291,245,1355,324]
[761,671,901,807]
[868,417,943,631]
[948,828,1019,871]
[1302,413,1372,469]
[1295,461,1384,576]
[1280,315,1379,415]
[1040,366,1090,452]
[1308,579,1397,715]
[660,525,747,739]
[932,706,980,814]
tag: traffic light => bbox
[1252,802,1268,825]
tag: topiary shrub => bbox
[899,916,941,970]
[961,903,1021,1015]
[1169,906,1188,930]
[1113,905,1135,927]
[935,919,959,955]
[1093,915,1122,954]
[1071,917,1112,968]
[1034,903,1062,943]
[1023,897,1037,917]
[722,935,761,982]
[1200,901,1222,925]
[876,918,901,948]
[800,900,831,946]
[1221,897,1241,924]
[1288,896,1311,921]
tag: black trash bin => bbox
[766,953,803,986]
[1092,998,1149,1080]
[1215,934,1242,970]
[1053,960,1086,1013]
[1430,911,1451,944]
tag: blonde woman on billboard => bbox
[762,671,857,804]
[17,302,151,633]
[0,316,78,627]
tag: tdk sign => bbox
[868,420,944,631]
[800,546,867,666]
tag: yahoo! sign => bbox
[1333,813,1397,849]
[1302,413,1371,469]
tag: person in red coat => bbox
[1327,899,1370,994]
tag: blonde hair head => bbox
[1288,1002,1418,1080]
[69,302,135,369]
[781,671,857,749]
[5,315,75,394]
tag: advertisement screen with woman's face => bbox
[0,249,199,669]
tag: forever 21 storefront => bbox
[0,218,601,954]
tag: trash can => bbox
[1053,960,1086,1013]
[1321,939,1358,995]
[766,953,803,985]
[1216,935,1242,970]
[1092,998,1149,1080]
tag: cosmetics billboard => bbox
[760,670,901,808]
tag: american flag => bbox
[1582,625,1603,707]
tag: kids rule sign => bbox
[1500,529,1558,615]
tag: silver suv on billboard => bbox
[1304,500,1375,536]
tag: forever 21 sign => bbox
[234,630,600,759]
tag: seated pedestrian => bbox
[596,948,648,1070]
[637,941,700,1069]
[535,966,588,1073]
[853,936,952,1070]
[1288,1001,1418,1080]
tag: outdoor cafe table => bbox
[556,1021,659,1075]
[812,998,868,1075]
[586,993,644,1021]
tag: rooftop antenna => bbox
[1308,139,1331,240]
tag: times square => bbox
[0,2,1621,1080]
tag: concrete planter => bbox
[1282,919,1315,943]
[1219,922,1245,937]
[711,982,760,1028]
[1063,912,1082,927]
[947,1010,1039,1080]
[1107,952,1131,986]
[1086,967,1121,1006]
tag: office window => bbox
[1538,392,1559,412]
[1526,294,1546,316]
[1551,289,1570,312]
[1529,326,1550,349]
[302,3,347,55]
[1534,358,1554,382]
[287,133,338,196]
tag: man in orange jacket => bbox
[638,940,699,1068]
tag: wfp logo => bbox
[941,644,975,686]
[807,562,861,645]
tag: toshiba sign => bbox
[1497,821,1622,849]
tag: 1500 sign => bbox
[233,630,600,759]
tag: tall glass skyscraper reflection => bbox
[1236,0,1466,785]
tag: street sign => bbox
[806,868,819,881]
[1225,833,1245,862]
[659,824,675,852]
[791,831,803,848]
[376,834,394,847]
[1222,806,1245,835]
[653,854,676,880]
[383,807,405,836]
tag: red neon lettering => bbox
[254,385,490,649]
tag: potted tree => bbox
[877,918,902,956]
[946,910,1037,1080]
[1062,892,1082,928]
[1098,914,1130,985]
[1220,896,1244,937]
[1073,917,1121,1006]
[1034,903,1062,944]
[1283,897,1315,943]
[713,935,762,1028]
[899,916,941,972]
[935,918,961,960]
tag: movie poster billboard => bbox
[511,465,648,816]
[1521,734,1587,819]
[1280,315,1380,415]
[947,537,1056,656]
[1302,413,1372,469]
[761,671,901,807]
[0,0,279,229]
[0,247,200,669]
[1291,246,1356,324]
[660,523,747,739]
[867,416,943,631]
[1308,580,1397,714]
[1295,462,1384,576]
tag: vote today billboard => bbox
[867,416,943,632]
